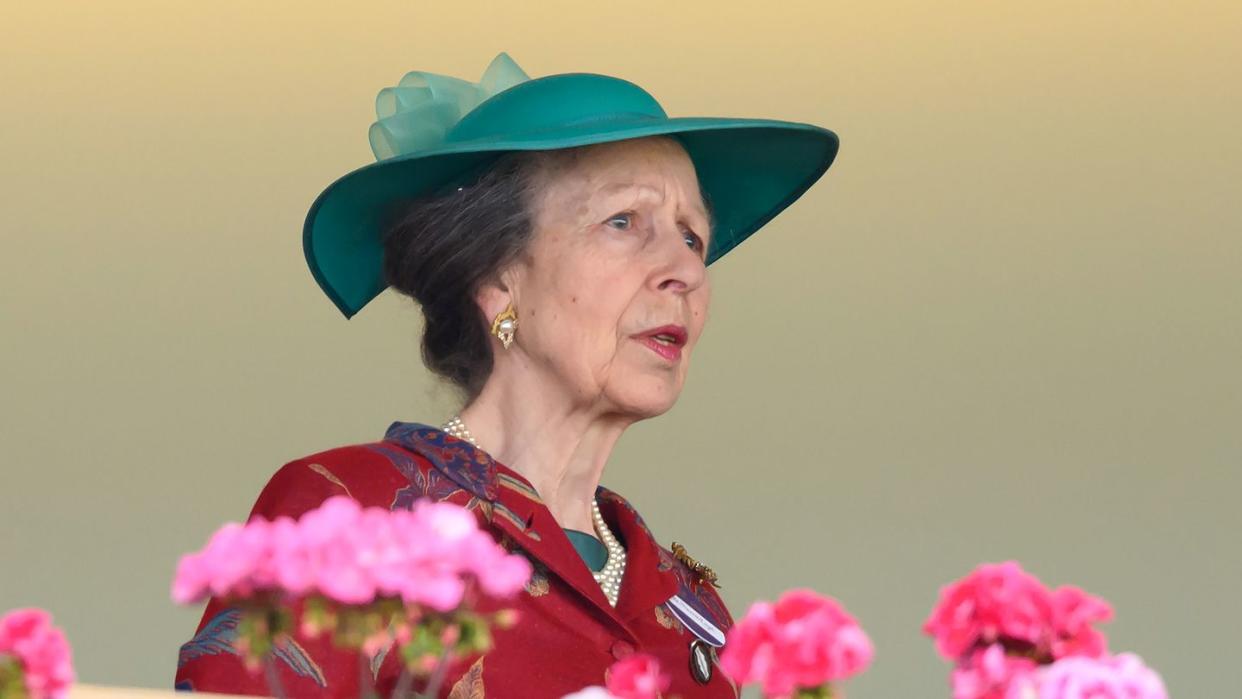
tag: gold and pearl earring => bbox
[491,304,518,349]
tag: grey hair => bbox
[381,150,570,401]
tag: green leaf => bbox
[792,684,833,699]
[0,657,31,699]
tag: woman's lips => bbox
[637,336,683,361]
[634,325,687,362]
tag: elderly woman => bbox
[175,54,838,698]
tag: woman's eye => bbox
[607,212,633,229]
[683,229,705,255]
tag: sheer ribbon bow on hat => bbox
[368,53,531,160]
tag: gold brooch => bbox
[671,542,720,588]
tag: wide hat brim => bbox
[304,88,839,319]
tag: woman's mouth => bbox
[634,325,687,362]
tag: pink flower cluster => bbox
[1007,654,1168,699]
[605,653,670,699]
[0,608,74,699]
[925,562,1165,699]
[923,561,1112,664]
[950,644,1039,699]
[718,588,874,698]
[172,496,532,610]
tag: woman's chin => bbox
[606,381,684,419]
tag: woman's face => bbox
[500,136,713,419]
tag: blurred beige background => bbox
[2,1,1239,696]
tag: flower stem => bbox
[263,655,288,699]
[358,651,380,699]
[419,650,454,699]
[390,669,414,699]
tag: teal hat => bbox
[304,53,839,318]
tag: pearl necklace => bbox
[591,498,627,607]
[442,416,478,448]
[441,416,627,606]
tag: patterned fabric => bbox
[174,421,737,698]
[178,609,326,687]
[382,422,499,500]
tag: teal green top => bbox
[564,529,607,572]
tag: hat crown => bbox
[446,73,669,144]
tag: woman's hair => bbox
[381,150,569,401]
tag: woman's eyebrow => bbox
[596,181,660,199]
[595,182,710,222]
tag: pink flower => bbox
[1005,654,1167,699]
[172,520,282,603]
[606,653,670,699]
[0,608,75,699]
[951,644,1038,699]
[420,501,480,541]
[171,551,210,605]
[268,516,316,595]
[460,530,533,599]
[719,588,873,698]
[171,495,531,611]
[297,497,376,604]
[923,562,1055,661]
[1048,586,1112,659]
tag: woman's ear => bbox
[475,283,509,325]
[475,266,521,324]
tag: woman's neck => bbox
[457,371,631,532]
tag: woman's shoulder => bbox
[248,424,448,520]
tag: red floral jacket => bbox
[174,422,737,698]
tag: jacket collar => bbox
[383,421,501,501]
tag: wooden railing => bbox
[70,686,260,699]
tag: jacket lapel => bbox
[596,488,680,623]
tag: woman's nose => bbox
[651,220,707,294]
